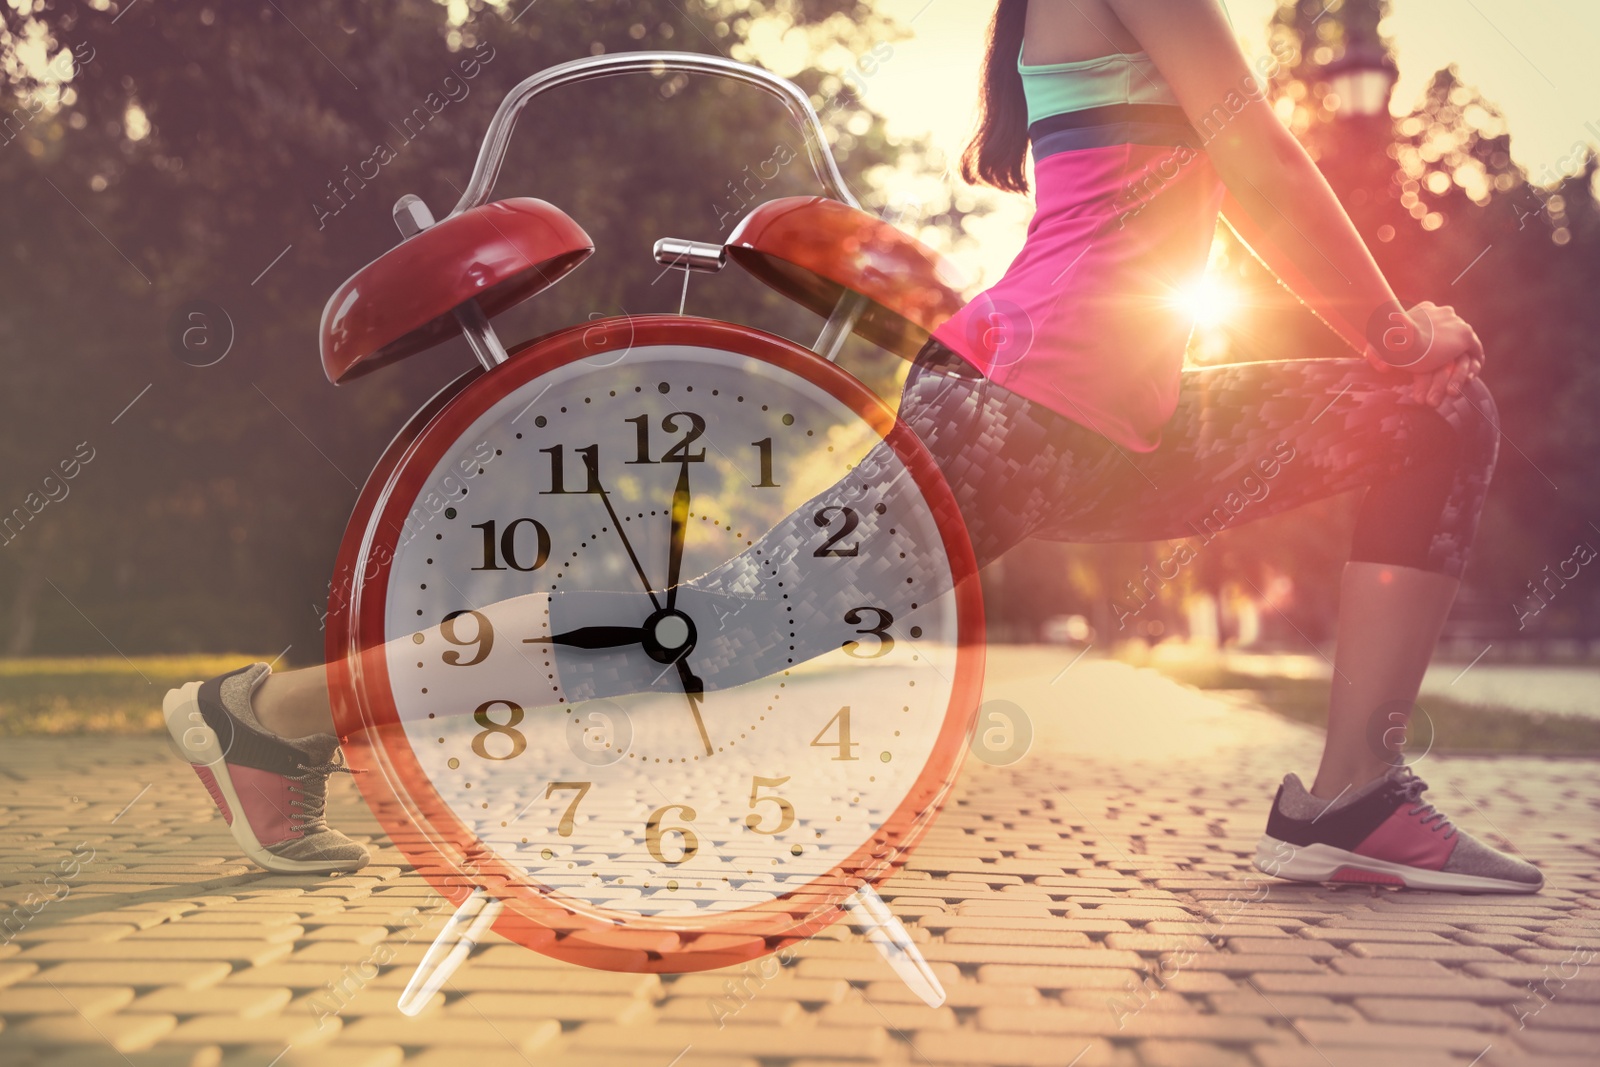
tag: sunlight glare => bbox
[1172,274,1240,330]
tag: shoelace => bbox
[1395,770,1457,838]
[286,751,362,833]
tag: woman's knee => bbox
[1442,376,1500,480]
[1454,376,1497,426]
[1353,376,1498,576]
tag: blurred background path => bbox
[1,646,1595,1067]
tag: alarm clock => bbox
[319,51,981,996]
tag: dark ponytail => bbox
[960,0,1031,194]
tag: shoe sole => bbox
[1253,834,1541,894]
[163,682,365,875]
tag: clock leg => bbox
[840,884,946,1008]
[396,886,504,1016]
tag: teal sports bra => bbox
[1017,2,1232,126]
[1018,50,1177,125]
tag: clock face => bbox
[331,317,981,964]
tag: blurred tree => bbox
[1002,0,1600,650]
[5,0,1593,660]
[1264,0,1600,644]
[0,0,962,656]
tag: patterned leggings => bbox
[559,340,1500,698]
[886,339,1500,577]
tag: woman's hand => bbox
[1367,301,1486,406]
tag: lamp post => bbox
[1315,27,1400,237]
[1323,42,1399,121]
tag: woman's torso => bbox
[931,0,1230,453]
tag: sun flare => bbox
[1172,274,1241,330]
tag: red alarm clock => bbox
[318,51,981,1009]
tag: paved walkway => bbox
[1,647,1595,1067]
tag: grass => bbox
[0,647,885,736]
[4,651,1598,757]
[0,655,271,735]
[1144,657,1600,757]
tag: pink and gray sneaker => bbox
[1254,765,1542,893]
[163,663,370,874]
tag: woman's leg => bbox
[550,341,1119,702]
[253,350,1490,763]
[252,663,333,740]
[170,340,1112,875]
[237,341,1119,730]
[1047,357,1535,889]
[1054,355,1500,791]
[1315,561,1458,797]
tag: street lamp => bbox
[1323,43,1398,118]
[1313,34,1400,246]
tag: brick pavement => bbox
[0,647,1595,1067]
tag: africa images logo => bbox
[963,294,1035,370]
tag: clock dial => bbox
[332,319,981,962]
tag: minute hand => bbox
[585,451,662,611]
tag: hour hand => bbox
[523,626,645,649]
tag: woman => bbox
[168,0,1540,893]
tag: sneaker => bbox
[1254,765,1543,893]
[163,663,370,874]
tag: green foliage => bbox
[1144,658,1600,756]
[1010,1,1600,647]
[0,654,269,733]
[0,0,941,655]
[3,0,1594,658]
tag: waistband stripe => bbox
[1028,102,1195,138]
